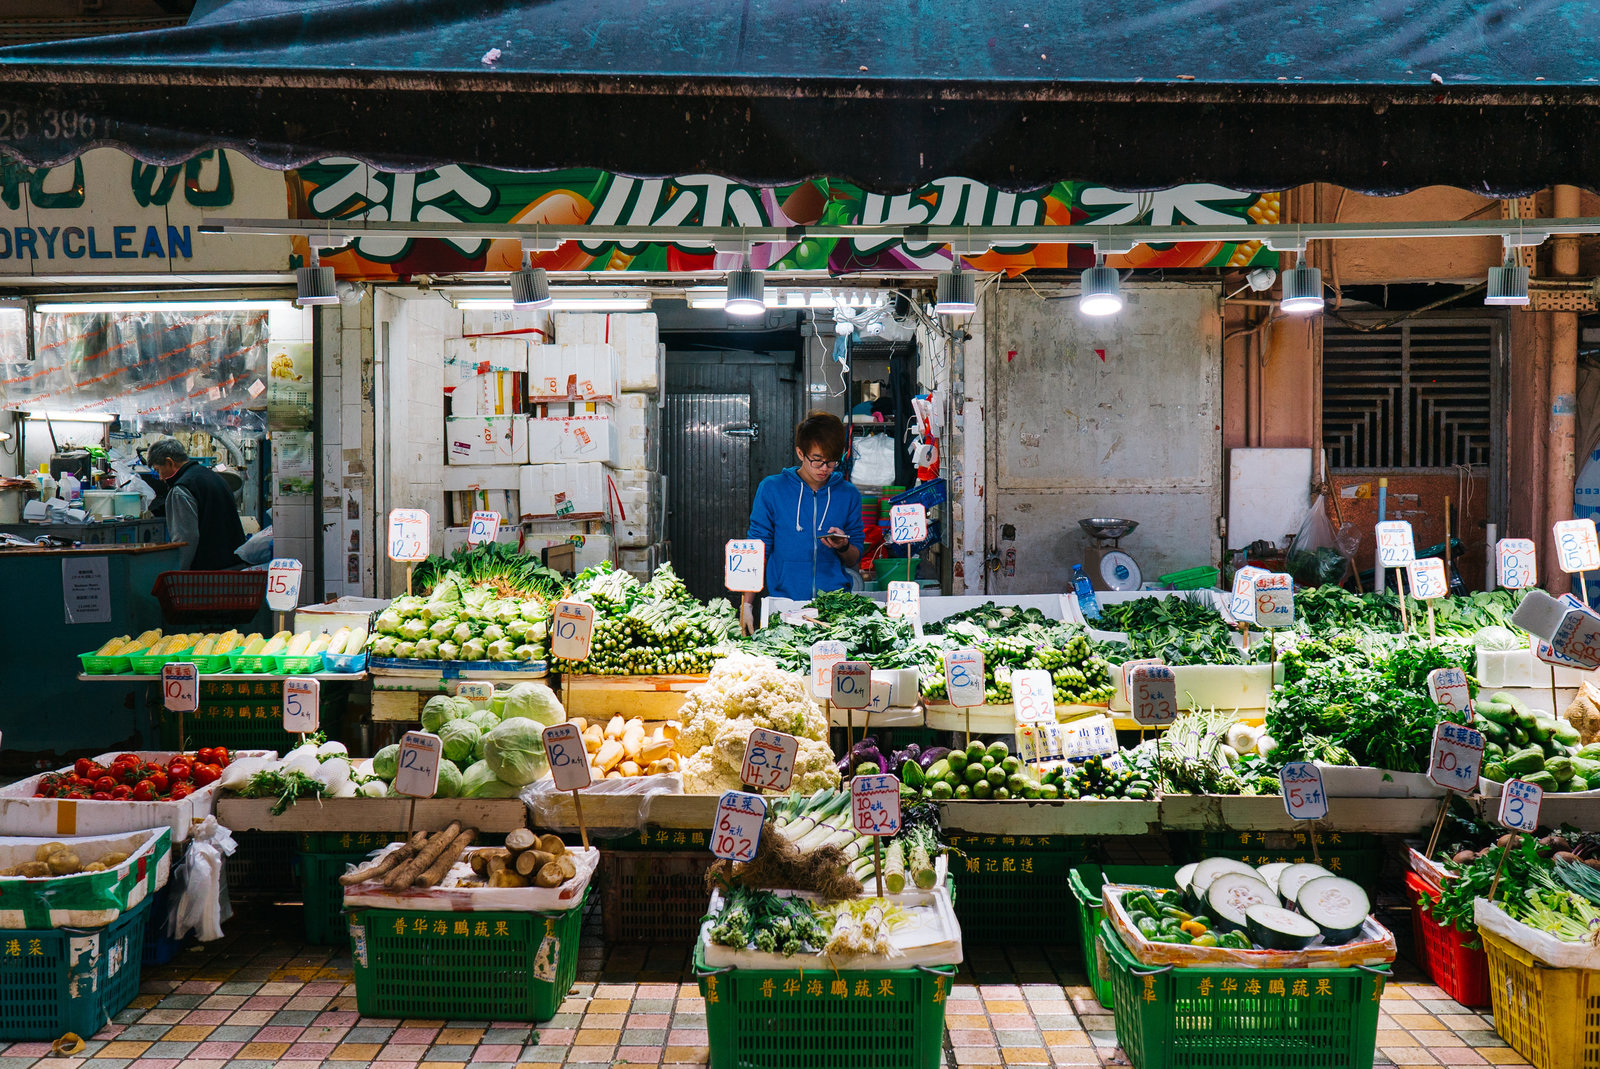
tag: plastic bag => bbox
[851,435,898,488]
[522,773,682,839]
[169,816,236,942]
[1286,494,1360,587]
[235,525,274,565]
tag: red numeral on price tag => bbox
[1281,761,1329,820]
[467,511,501,546]
[1377,520,1416,568]
[543,723,592,792]
[712,790,766,861]
[943,648,985,708]
[283,677,320,734]
[724,539,765,593]
[265,558,302,612]
[1012,668,1055,723]
[1427,667,1471,713]
[1555,519,1600,573]
[1253,572,1296,628]
[387,509,431,561]
[1496,538,1537,589]
[393,731,442,797]
[1429,722,1484,793]
[1230,566,1268,623]
[1130,665,1177,727]
[851,774,902,836]
[1407,557,1449,600]
[550,600,595,661]
[740,727,799,791]
[162,662,198,713]
[1499,779,1543,833]
[809,641,846,700]
[831,660,871,709]
[886,580,920,621]
[888,503,927,544]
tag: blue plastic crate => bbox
[0,896,148,1040]
[887,480,948,510]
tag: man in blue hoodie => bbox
[740,412,864,633]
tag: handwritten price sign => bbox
[740,728,799,791]
[1281,761,1329,821]
[1498,778,1544,833]
[162,662,198,713]
[1428,722,1484,793]
[1427,667,1471,714]
[943,648,986,708]
[888,503,927,544]
[1230,565,1268,623]
[809,641,847,700]
[1375,520,1416,568]
[550,600,595,661]
[1407,557,1449,600]
[1496,538,1537,589]
[850,774,903,836]
[456,681,494,705]
[1555,518,1600,573]
[282,677,320,734]
[1069,715,1119,758]
[393,731,442,798]
[265,558,302,612]
[542,723,593,792]
[1130,664,1178,727]
[831,660,872,710]
[467,510,501,547]
[1253,572,1296,628]
[387,509,431,561]
[1012,668,1056,723]
[1550,602,1600,669]
[1117,658,1164,708]
[712,790,766,862]
[886,580,920,621]
[724,538,765,593]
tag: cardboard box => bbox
[528,343,620,401]
[527,413,619,466]
[610,469,661,548]
[443,335,530,384]
[442,466,522,492]
[525,530,616,572]
[617,543,662,579]
[552,312,659,392]
[443,524,524,555]
[446,415,528,465]
[518,462,610,520]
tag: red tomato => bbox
[111,784,133,800]
[93,776,116,794]
[169,783,194,800]
[146,772,169,794]
[167,760,192,782]
[90,791,112,801]
[74,758,99,778]
[116,753,140,765]
[191,763,222,788]
[131,781,157,802]
[117,764,144,787]
[197,747,217,765]
[212,747,231,767]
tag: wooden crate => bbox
[558,673,708,720]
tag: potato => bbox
[46,852,80,876]
[17,861,50,878]
[35,843,66,862]
[505,828,537,853]
[98,852,129,868]
[469,848,511,876]
[82,862,107,872]
[488,869,528,888]
[0,866,16,877]
[553,854,577,880]
[538,834,567,856]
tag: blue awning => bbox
[0,0,1597,194]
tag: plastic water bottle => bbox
[1073,565,1101,620]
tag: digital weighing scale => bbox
[1079,517,1144,591]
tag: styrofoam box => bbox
[0,750,274,843]
[449,371,521,417]
[446,415,528,465]
[526,531,615,571]
[442,465,521,492]
[447,488,518,527]
[518,462,610,519]
[611,392,659,471]
[1477,646,1593,690]
[527,414,619,466]
[617,543,662,579]
[1108,663,1281,713]
[552,312,659,392]
[461,308,550,338]
[610,470,661,548]
[529,343,620,401]
[443,524,524,555]
[443,335,530,385]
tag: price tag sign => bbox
[1012,668,1056,723]
[393,731,443,797]
[467,510,501,547]
[387,508,431,561]
[724,538,765,593]
[1130,664,1178,727]
[550,600,595,661]
[1427,667,1472,714]
[1069,715,1118,757]
[886,580,920,621]
[831,659,872,709]
[1428,722,1485,793]
[162,662,198,713]
[1280,761,1329,821]
[543,723,593,792]
[455,681,494,705]
[1253,572,1296,628]
[712,790,767,862]
[1497,538,1537,589]
[850,774,903,836]
[943,647,986,708]
[1407,557,1449,600]
[1555,518,1600,573]
[265,558,303,612]
[1117,658,1165,708]
[1550,602,1600,669]
[1498,778,1544,833]
[1376,520,1417,568]
[282,677,320,733]
[888,503,928,544]
[809,640,847,700]
[740,727,799,791]
[1229,565,1268,623]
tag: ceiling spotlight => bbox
[724,258,765,317]
[1485,253,1530,307]
[295,248,338,307]
[934,260,977,315]
[510,257,552,309]
[1079,259,1123,317]
[1279,263,1325,314]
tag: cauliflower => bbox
[792,737,842,793]
[675,654,841,794]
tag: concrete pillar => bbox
[1546,187,1581,593]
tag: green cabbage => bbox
[375,607,405,635]
[501,682,565,727]
[421,695,461,734]
[1473,625,1526,651]
[372,744,399,780]
[483,717,549,786]
[434,759,465,798]
[439,719,481,764]
[461,760,521,798]
[467,710,500,734]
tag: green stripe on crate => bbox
[0,829,170,930]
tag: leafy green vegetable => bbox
[1095,595,1264,666]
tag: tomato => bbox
[191,763,222,788]
[34,784,55,798]
[111,784,133,800]
[196,747,217,765]
[212,747,231,767]
[117,764,144,787]
[74,758,99,778]
[169,783,194,800]
[116,753,140,765]
[93,776,116,794]
[131,781,157,802]
[145,772,169,794]
[90,791,112,801]
[167,760,192,782]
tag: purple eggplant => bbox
[917,746,951,771]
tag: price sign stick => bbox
[874,835,884,899]
[1550,662,1560,728]
[407,562,414,597]
[1427,597,1436,642]
[572,790,589,851]
[1424,795,1452,861]
[1488,840,1512,903]
[1392,567,1412,633]
[1582,571,1591,607]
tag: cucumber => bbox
[1244,904,1321,951]
[1503,747,1546,776]
[1554,721,1583,747]
[1531,717,1560,744]
[1478,700,1517,726]
[925,759,951,782]
[1296,876,1370,945]
[1523,770,1558,790]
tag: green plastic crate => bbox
[226,831,299,897]
[156,701,295,753]
[1101,921,1388,1069]
[298,831,409,854]
[1157,566,1221,591]
[946,831,1089,943]
[598,849,715,943]
[695,945,954,1069]
[299,851,367,946]
[1068,863,1181,1009]
[348,891,587,1023]
[603,827,713,852]
[1180,831,1384,890]
[0,895,148,1040]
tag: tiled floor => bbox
[0,901,1534,1069]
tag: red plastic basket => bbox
[152,570,266,627]
[1404,870,1491,1008]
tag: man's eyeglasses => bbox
[803,455,840,467]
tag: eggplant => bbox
[1244,904,1321,951]
[1296,876,1370,946]
[918,746,952,771]
[1206,873,1276,933]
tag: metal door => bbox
[664,392,756,598]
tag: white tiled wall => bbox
[268,304,316,586]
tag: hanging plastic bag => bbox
[169,816,236,942]
[850,435,897,488]
[1285,494,1360,587]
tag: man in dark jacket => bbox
[146,437,247,570]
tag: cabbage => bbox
[372,744,400,780]
[467,709,501,733]
[434,760,465,798]
[513,643,541,661]
[520,601,547,623]
[451,622,475,645]
[490,691,507,717]
[505,618,532,643]
[461,638,488,661]
[461,760,521,798]
[439,719,482,764]
[414,638,441,660]
[438,641,461,661]
[526,620,548,642]
[399,618,428,641]
[421,695,462,734]
[429,618,456,641]
[394,641,418,658]
[1474,625,1526,651]
[371,635,399,657]
[488,639,516,661]
[501,682,565,727]
[473,732,491,762]
[484,717,549,785]
[375,607,405,635]
[392,595,426,614]
[482,624,505,643]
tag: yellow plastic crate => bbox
[1482,928,1600,1069]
